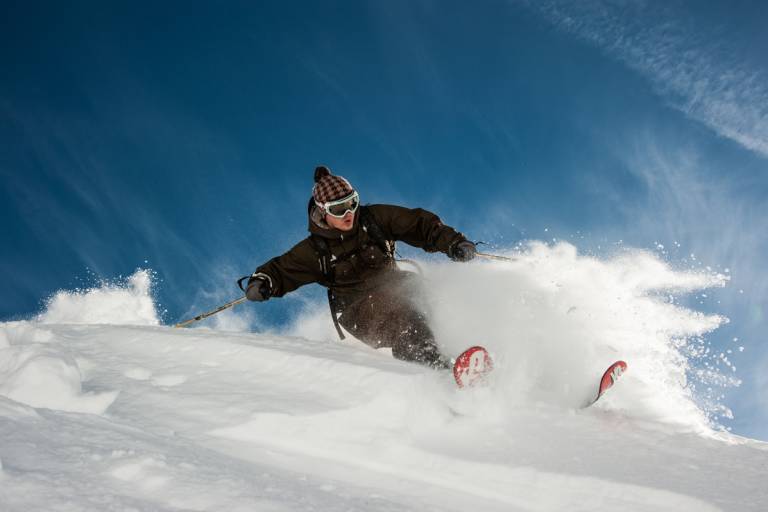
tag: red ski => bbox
[583,360,628,408]
[453,346,494,388]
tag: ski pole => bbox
[173,296,247,328]
[476,251,518,262]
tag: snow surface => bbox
[1,245,766,511]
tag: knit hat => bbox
[312,166,356,205]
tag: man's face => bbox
[325,210,355,231]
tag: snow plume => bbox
[38,269,160,326]
[523,1,768,158]
[425,241,731,432]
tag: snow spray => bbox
[426,241,734,432]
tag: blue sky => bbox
[1,1,767,439]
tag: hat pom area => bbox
[314,165,331,183]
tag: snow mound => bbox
[38,269,160,326]
[0,319,764,510]
[0,322,118,414]
[0,241,758,510]
[0,321,54,347]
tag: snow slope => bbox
[1,244,766,511]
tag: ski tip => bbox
[453,346,493,388]
[597,360,628,398]
[581,360,628,409]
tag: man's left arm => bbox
[367,204,476,261]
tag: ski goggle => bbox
[317,191,360,218]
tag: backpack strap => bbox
[308,234,345,340]
[359,206,395,258]
[308,235,334,286]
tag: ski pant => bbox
[336,273,447,368]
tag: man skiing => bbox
[245,166,477,368]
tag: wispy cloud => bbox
[523,1,768,158]
[630,141,766,309]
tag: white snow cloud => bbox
[588,129,768,438]
[518,0,768,437]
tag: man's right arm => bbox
[247,238,322,300]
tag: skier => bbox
[245,166,477,368]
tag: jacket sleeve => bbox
[368,204,466,254]
[253,238,322,297]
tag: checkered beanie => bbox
[312,166,355,204]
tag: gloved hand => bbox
[246,275,272,302]
[449,240,477,262]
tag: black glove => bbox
[448,240,477,262]
[246,275,272,302]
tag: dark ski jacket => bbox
[254,203,466,301]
